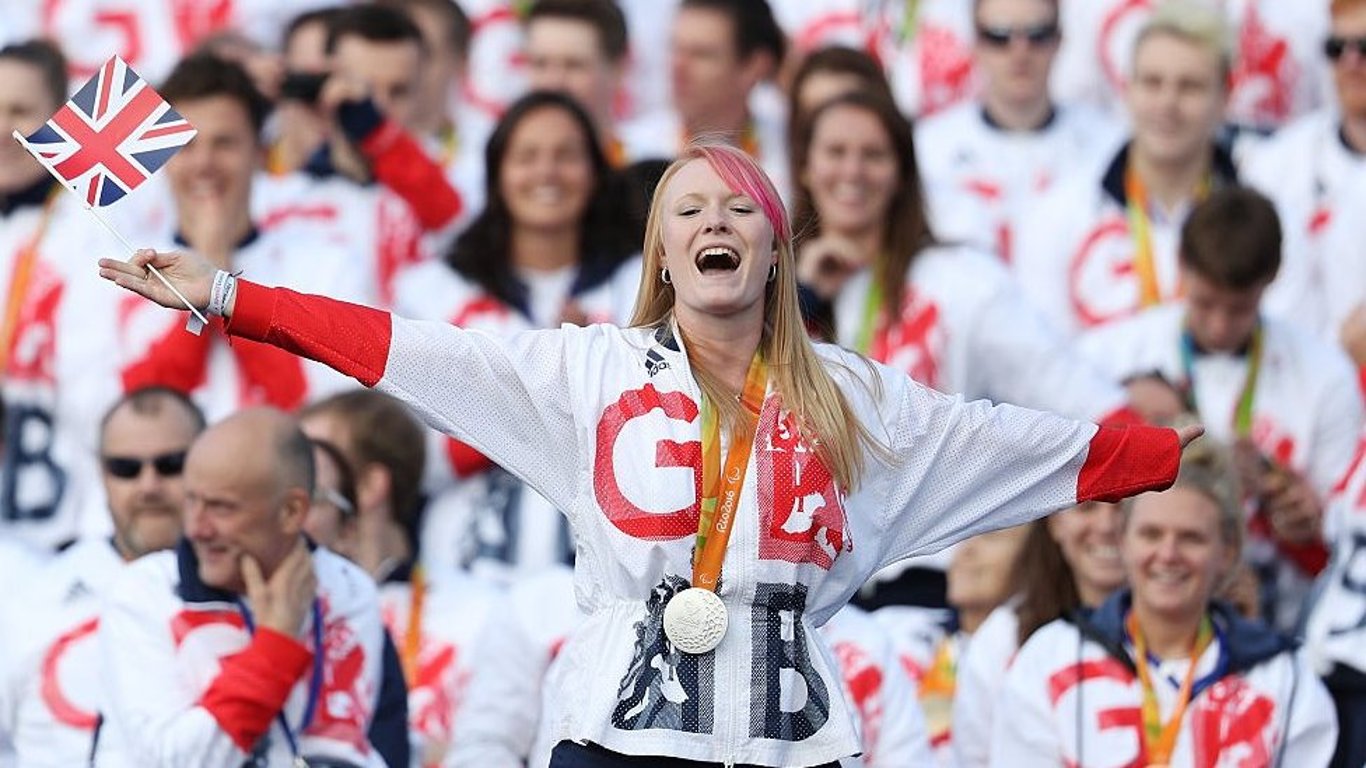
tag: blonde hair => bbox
[1332,0,1366,18]
[629,143,883,493]
[1134,0,1233,80]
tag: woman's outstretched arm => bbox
[99,249,584,509]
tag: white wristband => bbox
[207,270,237,318]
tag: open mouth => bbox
[695,246,741,274]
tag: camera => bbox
[279,71,328,104]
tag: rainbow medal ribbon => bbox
[663,353,768,655]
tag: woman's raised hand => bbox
[98,249,217,313]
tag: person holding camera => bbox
[1077,186,1365,630]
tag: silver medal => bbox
[663,587,728,654]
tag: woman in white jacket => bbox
[991,442,1338,766]
[98,142,1197,768]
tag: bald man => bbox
[94,408,398,768]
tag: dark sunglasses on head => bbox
[102,450,188,479]
[977,22,1060,48]
[1325,35,1366,61]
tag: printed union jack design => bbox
[20,56,196,207]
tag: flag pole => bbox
[11,130,209,333]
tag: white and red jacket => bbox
[448,564,583,768]
[0,184,134,550]
[118,223,374,423]
[765,0,976,119]
[820,605,933,768]
[95,540,390,767]
[377,566,500,767]
[1077,303,1363,503]
[915,103,1123,263]
[253,172,429,309]
[394,257,638,578]
[1078,303,1364,625]
[1240,111,1366,342]
[828,245,1131,424]
[1305,430,1366,688]
[1052,0,1330,131]
[872,606,964,768]
[990,593,1338,768]
[0,539,121,768]
[1013,143,1239,337]
[950,602,1021,768]
[32,0,334,85]
[215,279,1181,765]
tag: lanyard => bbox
[1179,322,1263,439]
[1125,164,1211,309]
[0,189,59,375]
[898,0,922,44]
[401,565,426,685]
[1126,611,1215,765]
[855,277,883,356]
[235,597,325,761]
[692,353,767,590]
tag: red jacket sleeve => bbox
[227,281,393,388]
[360,120,462,232]
[1077,424,1181,503]
[198,628,311,752]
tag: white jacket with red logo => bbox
[216,280,1181,765]
[819,605,933,768]
[0,539,122,768]
[94,541,389,767]
[118,221,374,425]
[377,568,500,767]
[1240,111,1366,342]
[1051,0,1329,130]
[1013,143,1239,337]
[766,0,975,118]
[990,594,1337,768]
[393,257,640,578]
[0,188,132,550]
[915,102,1123,263]
[830,245,1129,423]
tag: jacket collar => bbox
[1099,141,1239,208]
[0,176,57,217]
[1074,588,1294,681]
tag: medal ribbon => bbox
[401,564,426,685]
[693,353,768,590]
[0,189,59,376]
[1125,164,1212,309]
[855,277,883,356]
[1179,322,1263,439]
[235,597,325,761]
[1127,611,1215,765]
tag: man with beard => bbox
[0,387,204,767]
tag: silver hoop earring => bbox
[767,263,777,283]
[660,267,672,285]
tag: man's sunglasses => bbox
[1325,35,1366,61]
[977,23,1060,48]
[102,451,188,479]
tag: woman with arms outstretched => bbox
[100,143,1200,768]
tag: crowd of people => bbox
[0,0,1363,766]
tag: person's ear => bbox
[278,487,311,536]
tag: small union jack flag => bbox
[17,55,196,207]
